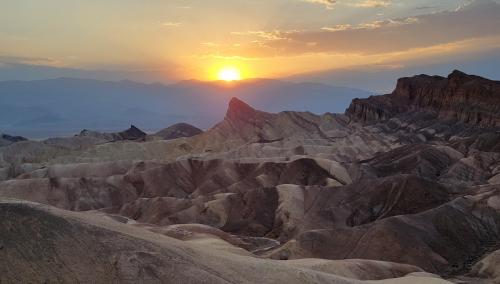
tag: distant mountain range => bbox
[0,78,374,138]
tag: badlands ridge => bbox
[1,71,500,283]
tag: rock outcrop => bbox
[79,124,147,142]
[347,70,500,127]
[149,123,202,140]
[0,134,27,147]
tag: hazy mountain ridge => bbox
[0,77,374,138]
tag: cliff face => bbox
[347,70,500,127]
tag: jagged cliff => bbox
[347,70,500,127]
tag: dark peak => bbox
[226,97,256,119]
[448,70,469,79]
[124,125,145,135]
[228,97,255,112]
[225,97,270,123]
[129,125,141,131]
[446,70,494,85]
[119,125,146,140]
[1,134,28,143]
[153,123,203,140]
[77,126,146,141]
[160,122,202,134]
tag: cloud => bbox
[415,5,439,10]
[0,55,60,66]
[303,0,337,9]
[321,17,418,31]
[351,0,391,8]
[201,42,221,47]
[161,22,182,27]
[231,0,500,57]
[302,0,391,9]
[231,30,301,41]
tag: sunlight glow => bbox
[218,67,242,81]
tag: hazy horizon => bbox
[0,77,376,139]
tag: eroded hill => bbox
[1,70,499,283]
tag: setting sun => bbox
[218,67,242,82]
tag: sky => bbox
[1,0,500,86]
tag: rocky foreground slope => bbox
[1,199,449,284]
[1,70,499,283]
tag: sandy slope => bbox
[0,198,451,284]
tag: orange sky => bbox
[1,0,500,82]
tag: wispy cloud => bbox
[201,42,221,47]
[351,0,391,8]
[231,30,301,41]
[0,55,61,66]
[227,0,500,57]
[303,0,337,9]
[321,17,418,31]
[415,5,439,10]
[302,0,391,9]
[161,22,182,28]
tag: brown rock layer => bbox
[347,70,500,127]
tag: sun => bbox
[218,67,242,82]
